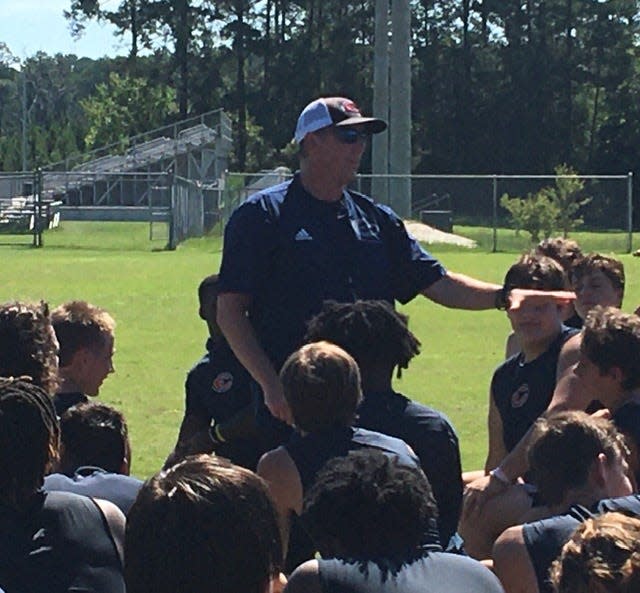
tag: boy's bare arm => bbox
[547,333,589,413]
[485,392,508,473]
[257,448,303,557]
[464,334,587,514]
[164,414,211,469]
[493,526,541,593]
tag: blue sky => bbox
[0,0,128,62]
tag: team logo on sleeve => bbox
[212,372,234,393]
[511,384,529,408]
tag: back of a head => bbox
[582,306,640,391]
[0,301,58,395]
[534,238,583,272]
[280,341,362,432]
[125,455,282,593]
[198,274,220,307]
[0,378,59,503]
[551,512,640,593]
[304,300,421,377]
[52,300,115,367]
[59,402,128,474]
[197,274,220,327]
[503,253,568,292]
[528,411,628,506]
[302,449,437,560]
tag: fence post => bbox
[628,172,634,253]
[33,168,43,248]
[167,173,176,251]
[492,175,498,253]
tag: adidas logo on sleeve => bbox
[294,228,313,241]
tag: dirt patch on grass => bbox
[404,220,477,248]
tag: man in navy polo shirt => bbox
[216,96,558,431]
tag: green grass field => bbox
[3,221,640,478]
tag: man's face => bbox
[574,270,622,320]
[79,334,115,396]
[311,125,368,187]
[507,299,563,348]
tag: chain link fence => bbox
[0,171,62,247]
[2,168,632,252]
[221,171,633,253]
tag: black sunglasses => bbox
[333,127,370,144]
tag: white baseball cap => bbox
[293,96,387,143]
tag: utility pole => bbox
[372,0,389,206]
[373,0,412,218]
[389,0,412,219]
[21,69,27,172]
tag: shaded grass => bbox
[3,221,640,476]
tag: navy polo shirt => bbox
[218,173,446,368]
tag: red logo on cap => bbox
[342,100,360,114]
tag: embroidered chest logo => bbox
[511,384,530,408]
[212,372,234,393]
[294,228,313,241]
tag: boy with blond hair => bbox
[51,300,115,416]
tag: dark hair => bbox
[0,378,59,503]
[59,402,128,474]
[503,254,568,292]
[528,411,628,506]
[197,274,220,305]
[302,450,437,560]
[534,238,583,271]
[280,341,362,432]
[551,512,640,593]
[582,306,640,390]
[304,300,420,378]
[571,253,625,300]
[0,301,59,395]
[51,300,115,367]
[125,455,283,593]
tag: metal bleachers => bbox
[40,109,232,208]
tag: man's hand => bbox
[263,378,292,424]
[462,473,509,521]
[508,288,576,311]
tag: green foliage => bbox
[2,0,640,180]
[80,73,177,149]
[500,165,590,242]
[547,164,591,237]
[500,191,560,243]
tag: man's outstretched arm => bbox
[424,273,576,312]
[422,271,502,310]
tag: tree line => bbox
[0,0,638,177]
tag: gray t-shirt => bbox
[44,467,143,515]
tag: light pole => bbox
[373,0,412,218]
[372,0,389,205]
